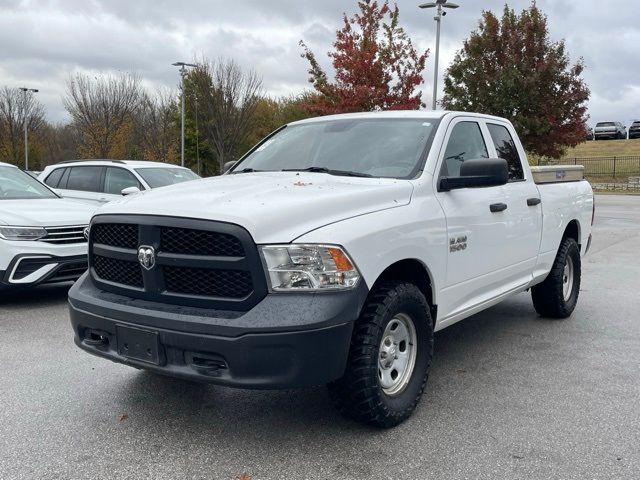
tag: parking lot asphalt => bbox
[1,194,639,480]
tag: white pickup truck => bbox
[69,111,594,427]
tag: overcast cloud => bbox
[1,0,639,126]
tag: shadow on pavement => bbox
[107,293,548,437]
[0,282,72,307]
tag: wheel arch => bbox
[370,258,437,324]
[562,219,581,247]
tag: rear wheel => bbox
[328,282,433,428]
[531,237,581,318]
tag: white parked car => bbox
[38,160,200,205]
[0,162,94,291]
[69,111,594,427]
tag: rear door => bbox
[59,166,106,204]
[486,122,542,290]
[434,117,511,320]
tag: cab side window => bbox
[104,167,142,195]
[487,123,524,181]
[440,121,488,178]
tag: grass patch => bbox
[563,139,640,158]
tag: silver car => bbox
[594,121,626,140]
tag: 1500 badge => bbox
[449,235,468,252]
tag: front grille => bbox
[93,254,143,288]
[40,225,87,244]
[164,267,252,298]
[94,223,138,249]
[161,227,244,256]
[89,216,267,311]
[47,260,88,282]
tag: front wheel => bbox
[531,237,581,318]
[328,282,433,428]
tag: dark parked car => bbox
[594,121,626,140]
[629,121,640,139]
[586,126,594,140]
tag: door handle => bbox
[490,203,508,213]
[527,197,541,206]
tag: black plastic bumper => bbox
[69,273,368,389]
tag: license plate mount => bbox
[116,325,161,365]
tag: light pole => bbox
[172,62,197,167]
[419,0,459,110]
[193,93,200,176]
[19,87,38,171]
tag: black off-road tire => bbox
[531,237,581,318]
[327,282,433,428]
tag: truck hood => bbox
[0,198,95,227]
[96,172,413,243]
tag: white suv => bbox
[0,162,95,291]
[38,160,200,205]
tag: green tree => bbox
[441,2,590,158]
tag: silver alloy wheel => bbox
[563,255,574,302]
[378,313,417,396]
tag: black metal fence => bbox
[539,156,640,179]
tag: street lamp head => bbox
[420,0,458,7]
[172,62,198,68]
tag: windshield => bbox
[596,122,615,127]
[233,118,440,179]
[135,168,199,188]
[0,166,58,200]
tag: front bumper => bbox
[69,273,369,389]
[0,237,88,289]
[594,131,618,139]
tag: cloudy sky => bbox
[1,0,639,126]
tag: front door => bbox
[434,118,510,322]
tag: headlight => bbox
[0,226,47,241]
[260,244,360,291]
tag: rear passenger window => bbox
[44,168,65,188]
[487,124,524,181]
[66,167,102,192]
[440,121,488,178]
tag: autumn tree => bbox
[441,3,590,158]
[64,73,142,158]
[0,86,46,167]
[138,89,179,163]
[190,59,262,174]
[300,0,428,114]
[239,94,317,154]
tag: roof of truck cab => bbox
[288,110,511,126]
[0,161,17,168]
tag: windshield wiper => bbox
[445,152,466,161]
[231,168,263,174]
[282,167,373,178]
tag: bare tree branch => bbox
[192,59,262,173]
[63,73,142,158]
[0,86,46,167]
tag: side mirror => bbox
[121,186,141,196]
[440,158,508,191]
[223,161,237,174]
